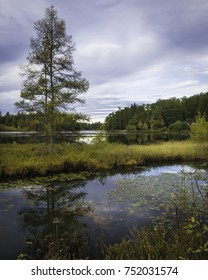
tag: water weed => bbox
[104,170,208,260]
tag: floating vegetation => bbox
[0,171,94,189]
[104,169,208,260]
[108,169,208,222]
[0,163,208,260]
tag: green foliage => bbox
[104,92,208,132]
[126,123,137,131]
[150,106,166,130]
[190,113,208,142]
[92,132,107,144]
[15,6,89,145]
[0,111,101,132]
[104,226,176,260]
[169,120,190,132]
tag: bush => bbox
[190,113,208,142]
[169,120,190,132]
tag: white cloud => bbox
[1,0,208,121]
[157,80,200,91]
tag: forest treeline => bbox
[0,111,102,132]
[1,91,208,132]
[104,92,208,131]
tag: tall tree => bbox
[15,6,89,147]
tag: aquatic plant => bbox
[1,141,207,178]
[104,170,208,260]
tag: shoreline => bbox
[0,141,207,179]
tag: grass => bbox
[1,140,208,260]
[0,140,208,178]
[104,223,208,260]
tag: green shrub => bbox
[169,120,190,132]
[190,113,208,142]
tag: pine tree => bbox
[15,6,89,148]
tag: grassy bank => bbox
[0,141,208,178]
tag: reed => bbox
[0,141,207,178]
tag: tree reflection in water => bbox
[19,179,93,259]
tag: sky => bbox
[1,0,208,122]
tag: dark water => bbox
[0,163,206,260]
[0,131,189,144]
[106,131,188,145]
[0,131,81,144]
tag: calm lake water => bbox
[0,163,206,260]
[0,130,189,144]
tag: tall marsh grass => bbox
[0,141,207,178]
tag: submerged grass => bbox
[0,141,207,178]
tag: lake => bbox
[0,163,206,260]
[0,130,189,144]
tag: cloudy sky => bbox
[1,0,208,122]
